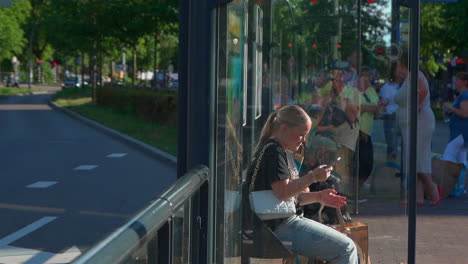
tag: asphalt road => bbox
[0,91,177,263]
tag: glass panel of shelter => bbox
[216,0,413,263]
[215,0,248,263]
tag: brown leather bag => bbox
[334,207,371,264]
[319,205,371,264]
[289,205,371,264]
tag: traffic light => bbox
[37,59,42,64]
[312,43,317,48]
[51,61,57,66]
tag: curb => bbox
[48,100,177,169]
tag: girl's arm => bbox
[271,165,330,201]
[297,189,347,207]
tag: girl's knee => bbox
[341,239,359,264]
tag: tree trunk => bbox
[81,52,85,87]
[98,45,103,87]
[153,32,158,89]
[92,41,97,103]
[110,61,114,83]
[132,47,137,89]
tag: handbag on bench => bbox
[248,143,297,221]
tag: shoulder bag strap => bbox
[248,142,275,193]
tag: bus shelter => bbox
[178,0,422,263]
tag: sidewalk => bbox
[354,193,468,263]
[353,120,468,263]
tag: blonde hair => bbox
[255,105,311,152]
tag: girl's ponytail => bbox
[255,111,277,153]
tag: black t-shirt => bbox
[247,139,290,192]
[246,139,298,230]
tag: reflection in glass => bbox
[216,1,246,263]
[214,0,415,262]
[172,203,190,264]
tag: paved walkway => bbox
[352,120,468,263]
[354,193,468,264]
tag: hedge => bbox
[96,84,177,126]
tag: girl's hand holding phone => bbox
[309,164,333,183]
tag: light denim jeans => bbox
[274,215,358,264]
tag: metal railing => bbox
[72,165,209,264]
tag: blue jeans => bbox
[274,215,358,264]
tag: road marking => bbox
[79,210,130,218]
[26,182,58,188]
[0,217,57,247]
[74,165,98,170]
[0,217,82,263]
[0,203,65,214]
[106,153,127,158]
[0,104,52,111]
[0,245,81,264]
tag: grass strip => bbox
[0,87,35,96]
[53,87,177,155]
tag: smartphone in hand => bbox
[327,156,342,168]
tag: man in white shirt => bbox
[379,78,400,160]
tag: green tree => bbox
[420,1,468,76]
[0,0,31,63]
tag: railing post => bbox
[157,221,172,264]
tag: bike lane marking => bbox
[0,217,82,263]
[0,217,57,247]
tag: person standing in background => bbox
[358,67,380,187]
[442,72,468,166]
[394,51,440,206]
[379,64,400,160]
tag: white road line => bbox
[106,153,127,158]
[0,217,82,263]
[26,182,58,188]
[0,245,81,264]
[73,165,98,170]
[0,217,57,247]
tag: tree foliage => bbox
[420,1,468,76]
[0,0,179,83]
[0,0,31,62]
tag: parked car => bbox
[62,77,82,88]
[6,76,19,88]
